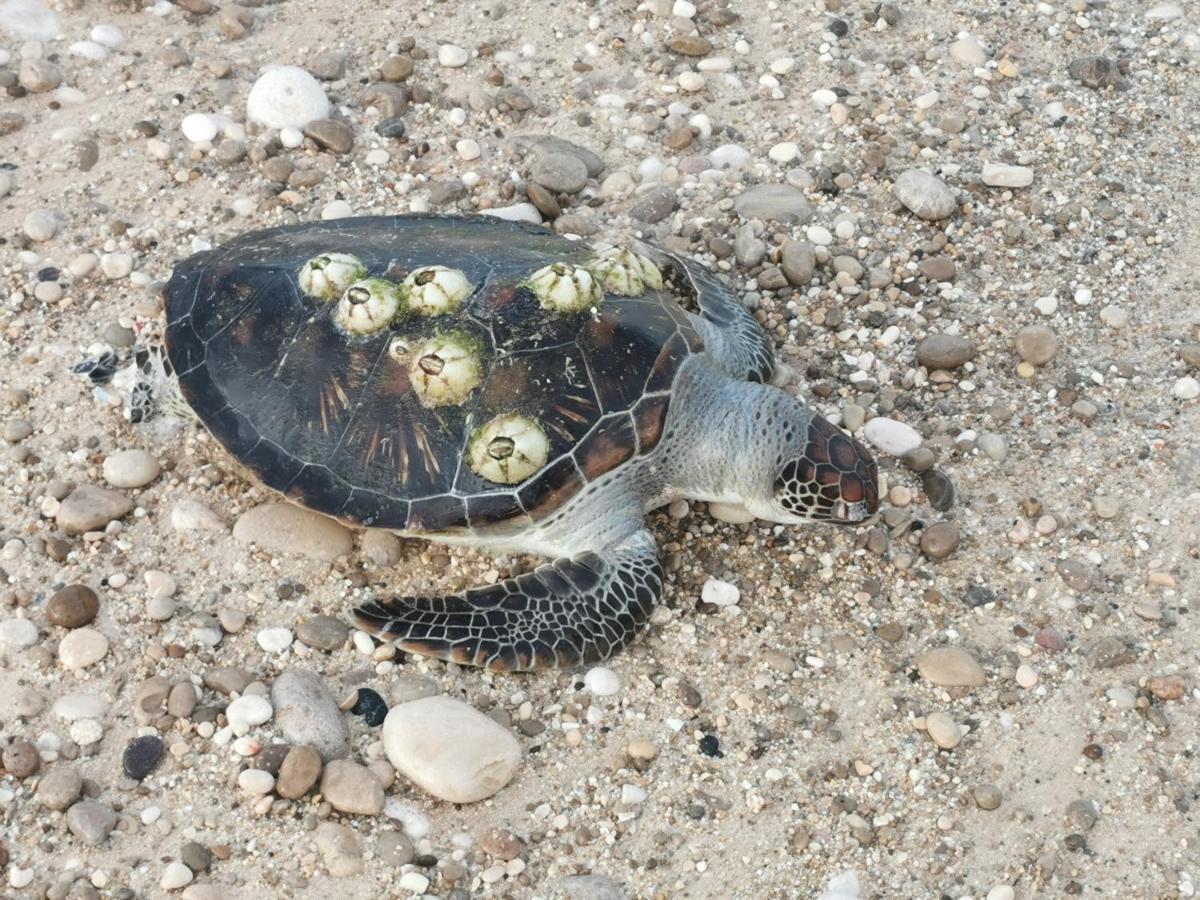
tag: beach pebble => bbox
[90,23,124,46]
[55,484,133,534]
[920,523,961,560]
[123,735,164,779]
[982,163,1034,188]
[180,113,218,143]
[584,666,621,696]
[863,417,923,455]
[18,58,61,92]
[246,66,331,130]
[161,861,194,891]
[383,695,521,803]
[295,615,349,651]
[238,768,275,795]
[701,577,740,606]
[271,669,350,760]
[37,766,83,809]
[2,739,39,777]
[276,745,323,798]
[438,44,469,67]
[733,184,812,224]
[925,711,961,749]
[23,208,60,242]
[532,152,589,194]
[893,169,957,220]
[917,334,976,370]
[321,759,385,815]
[256,627,294,654]
[102,449,160,488]
[917,647,986,687]
[316,822,364,877]
[67,801,118,846]
[1015,325,1057,365]
[1172,377,1200,400]
[226,694,274,734]
[58,628,108,669]
[46,584,99,628]
[0,617,39,648]
[234,503,353,560]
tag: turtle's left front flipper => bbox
[354,530,661,672]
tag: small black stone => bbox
[37,267,60,281]
[123,735,165,780]
[413,853,439,868]
[351,688,388,727]
[963,585,996,608]
[1063,833,1088,852]
[922,469,956,511]
[180,841,212,873]
[829,18,849,36]
[375,117,407,139]
[698,734,721,757]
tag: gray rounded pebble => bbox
[531,152,589,193]
[66,800,118,846]
[271,669,350,761]
[894,169,957,220]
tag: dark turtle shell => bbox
[164,215,703,533]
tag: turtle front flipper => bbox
[354,530,661,672]
[648,247,775,384]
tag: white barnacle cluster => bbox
[297,252,367,301]
[298,252,477,336]
[333,277,404,335]
[587,246,663,296]
[468,413,549,484]
[524,247,663,314]
[405,332,484,409]
[403,265,474,316]
[525,262,602,314]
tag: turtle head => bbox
[761,411,879,526]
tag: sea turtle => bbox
[164,215,878,672]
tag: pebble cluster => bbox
[1,0,1197,897]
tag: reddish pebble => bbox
[1035,627,1067,652]
[1147,674,1185,701]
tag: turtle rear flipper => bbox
[354,530,661,672]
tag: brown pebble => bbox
[46,584,99,629]
[381,55,415,81]
[3,738,40,778]
[1035,627,1067,652]
[525,183,560,219]
[276,745,322,799]
[663,127,694,151]
[1146,674,1185,701]
[668,35,713,56]
[919,523,961,560]
[479,827,525,861]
